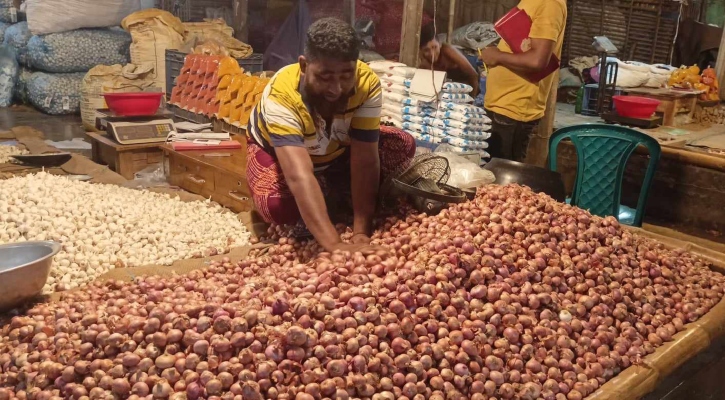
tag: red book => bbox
[171,140,242,151]
[494,7,560,83]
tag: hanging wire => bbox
[430,0,440,101]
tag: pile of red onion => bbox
[1,184,723,400]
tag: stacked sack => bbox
[80,63,156,130]
[122,9,185,94]
[369,60,491,160]
[0,0,17,25]
[0,21,10,43]
[0,0,139,114]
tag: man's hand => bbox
[480,47,503,67]
[329,242,388,256]
[351,233,371,245]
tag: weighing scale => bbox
[95,109,176,145]
[589,36,619,117]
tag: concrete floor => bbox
[0,106,86,142]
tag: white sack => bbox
[26,0,142,35]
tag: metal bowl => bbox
[0,241,61,311]
[12,153,72,167]
[483,158,567,202]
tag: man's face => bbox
[420,39,441,64]
[300,56,357,104]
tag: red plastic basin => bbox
[103,92,163,116]
[613,95,661,119]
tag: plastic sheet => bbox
[451,22,499,50]
[433,148,495,188]
[0,44,18,106]
[263,0,310,73]
[27,71,84,115]
[27,28,131,73]
[2,21,31,66]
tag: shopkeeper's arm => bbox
[481,1,565,77]
[442,44,480,96]
[480,38,555,74]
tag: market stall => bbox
[2,183,725,400]
[4,1,725,399]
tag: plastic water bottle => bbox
[574,84,584,114]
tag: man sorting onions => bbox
[246,18,416,253]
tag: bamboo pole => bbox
[232,0,249,43]
[525,70,560,167]
[399,0,425,66]
[343,0,355,26]
[717,26,725,100]
[447,0,456,44]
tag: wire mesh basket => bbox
[157,0,191,21]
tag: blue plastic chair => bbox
[548,124,661,227]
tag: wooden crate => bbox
[86,132,164,180]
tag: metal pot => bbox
[0,241,61,311]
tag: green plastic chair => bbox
[548,124,661,227]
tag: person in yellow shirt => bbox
[480,0,567,162]
[246,18,416,253]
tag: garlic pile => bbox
[0,144,29,164]
[0,172,251,293]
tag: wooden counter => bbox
[160,136,253,213]
[86,132,163,179]
[623,87,700,127]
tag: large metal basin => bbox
[483,158,567,202]
[0,241,61,311]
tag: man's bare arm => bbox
[443,45,481,96]
[350,137,380,237]
[480,38,555,75]
[275,146,341,250]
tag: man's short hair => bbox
[420,23,437,47]
[305,18,360,62]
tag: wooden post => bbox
[447,0,456,44]
[525,71,559,167]
[232,0,249,43]
[343,0,355,26]
[399,0,425,66]
[717,26,725,100]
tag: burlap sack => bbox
[121,9,185,92]
[80,63,156,130]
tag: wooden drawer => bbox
[212,171,253,213]
[168,153,216,196]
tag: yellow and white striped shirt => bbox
[247,61,382,168]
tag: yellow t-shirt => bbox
[484,0,567,122]
[247,61,382,169]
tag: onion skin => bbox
[0,185,723,399]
